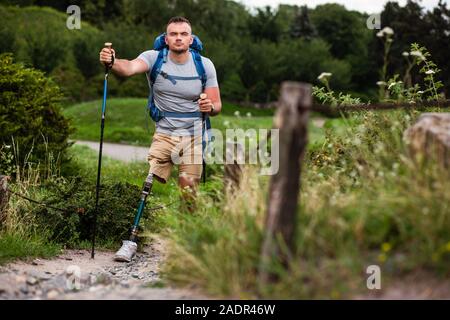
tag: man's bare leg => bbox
[179,175,199,213]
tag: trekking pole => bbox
[91,42,114,259]
[200,93,207,184]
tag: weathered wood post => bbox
[224,141,244,191]
[259,82,311,284]
[0,175,11,226]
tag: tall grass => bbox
[159,109,450,298]
[0,140,63,264]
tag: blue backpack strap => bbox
[191,50,207,90]
[150,48,167,86]
[148,48,169,122]
[190,49,211,131]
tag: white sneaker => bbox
[114,240,137,262]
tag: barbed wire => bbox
[5,186,176,215]
[310,99,450,116]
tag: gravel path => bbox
[75,140,149,163]
[0,238,206,300]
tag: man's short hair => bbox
[167,16,191,28]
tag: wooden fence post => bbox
[259,82,311,283]
[0,175,11,225]
[224,142,244,191]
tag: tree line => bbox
[0,0,449,103]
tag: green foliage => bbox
[0,53,74,171]
[1,1,449,103]
[161,109,450,299]
[410,43,444,100]
[30,177,151,247]
[0,5,105,102]
[278,38,352,89]
[310,4,368,59]
[313,73,362,106]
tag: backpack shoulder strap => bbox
[150,48,168,86]
[191,50,207,90]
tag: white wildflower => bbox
[425,70,435,75]
[246,112,252,118]
[386,38,393,43]
[382,27,394,35]
[410,50,425,61]
[234,111,240,117]
[388,82,397,90]
[402,52,409,57]
[377,27,394,38]
[376,81,387,86]
[318,72,332,81]
[223,120,230,127]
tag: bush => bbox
[0,53,74,172]
[31,177,153,247]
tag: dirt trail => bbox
[0,237,206,300]
[74,140,148,163]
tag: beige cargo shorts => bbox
[147,133,203,183]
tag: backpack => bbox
[147,33,211,133]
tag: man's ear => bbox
[189,35,193,45]
[165,35,168,46]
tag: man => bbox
[99,16,222,261]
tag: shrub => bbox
[31,177,153,247]
[0,53,74,173]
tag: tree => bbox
[248,6,282,43]
[310,4,368,59]
[290,5,316,40]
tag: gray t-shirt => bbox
[137,50,218,136]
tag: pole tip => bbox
[200,93,207,100]
[104,42,112,48]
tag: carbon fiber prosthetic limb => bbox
[114,173,153,262]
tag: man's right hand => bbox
[99,47,115,67]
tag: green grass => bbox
[0,233,61,265]
[64,98,154,146]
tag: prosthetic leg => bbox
[114,174,153,262]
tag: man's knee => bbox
[178,175,199,189]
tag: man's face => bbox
[165,22,193,54]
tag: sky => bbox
[238,0,444,14]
